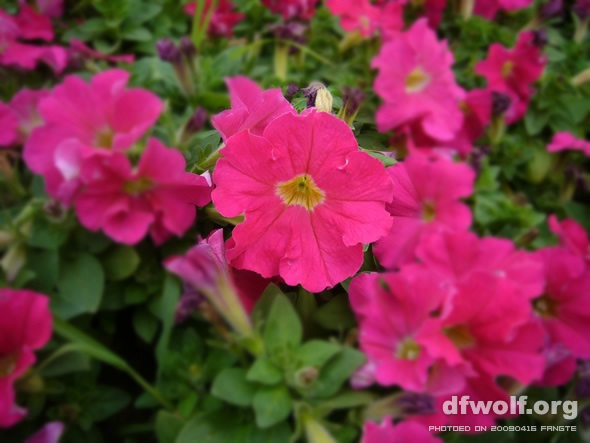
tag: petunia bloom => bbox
[25,422,65,443]
[0,7,67,74]
[0,103,18,147]
[372,19,465,141]
[415,229,545,299]
[362,419,441,443]
[474,0,534,19]
[24,69,163,203]
[349,269,460,392]
[326,0,381,37]
[184,0,244,38]
[547,132,590,156]
[261,0,318,20]
[19,0,64,18]
[533,246,590,360]
[548,215,590,263]
[165,229,256,338]
[475,32,546,124]
[212,110,393,293]
[0,89,49,147]
[212,76,296,142]
[0,289,52,428]
[373,153,475,269]
[74,138,212,245]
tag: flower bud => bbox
[540,0,563,20]
[156,38,182,65]
[574,0,590,20]
[572,68,590,87]
[315,88,333,113]
[294,366,319,388]
[186,107,208,134]
[338,87,365,127]
[302,82,323,108]
[491,91,512,117]
[1,243,26,282]
[285,83,299,101]
[180,36,197,59]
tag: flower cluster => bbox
[22,69,212,245]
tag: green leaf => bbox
[211,368,256,407]
[28,216,69,249]
[156,410,184,443]
[313,295,356,331]
[53,253,104,319]
[251,283,283,329]
[133,309,159,343]
[263,293,302,355]
[102,245,140,281]
[122,27,152,42]
[156,274,181,376]
[312,390,376,410]
[247,358,283,385]
[85,386,131,422]
[26,249,59,292]
[307,347,365,399]
[294,340,341,369]
[253,385,292,428]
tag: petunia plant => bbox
[0,0,589,442]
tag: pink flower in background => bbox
[475,32,546,123]
[326,0,381,37]
[547,132,590,156]
[261,0,318,20]
[165,229,267,336]
[69,39,135,64]
[20,0,64,18]
[0,103,19,147]
[75,138,212,245]
[0,89,49,147]
[533,247,590,359]
[549,215,590,262]
[212,76,296,142]
[419,272,545,384]
[24,69,163,203]
[212,110,393,293]
[372,19,465,141]
[25,422,65,443]
[373,153,474,269]
[415,230,545,299]
[376,1,405,40]
[349,270,458,391]
[184,0,244,38]
[0,289,52,428]
[0,7,67,74]
[474,0,534,19]
[362,419,441,443]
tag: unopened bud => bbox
[294,366,319,388]
[1,243,26,282]
[338,87,365,127]
[285,83,299,101]
[540,0,563,20]
[491,91,512,117]
[574,0,590,20]
[186,107,208,134]
[180,36,197,59]
[156,39,182,65]
[572,68,590,87]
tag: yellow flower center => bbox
[124,177,154,195]
[502,61,514,78]
[276,174,326,211]
[0,353,18,378]
[396,337,421,360]
[445,325,475,349]
[533,295,556,318]
[406,67,431,93]
[422,201,436,222]
[95,127,115,148]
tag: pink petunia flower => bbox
[24,69,163,203]
[415,229,545,299]
[212,110,393,293]
[19,0,64,18]
[326,0,381,37]
[0,103,19,147]
[25,421,65,443]
[212,76,296,142]
[533,247,590,360]
[184,0,244,38]
[349,269,460,392]
[474,0,534,19]
[373,153,475,269]
[165,229,267,337]
[0,89,49,148]
[0,289,52,428]
[362,419,441,443]
[372,19,465,141]
[475,32,546,124]
[261,0,318,20]
[74,138,212,245]
[548,215,590,263]
[547,132,590,156]
[419,271,546,384]
[0,7,67,74]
